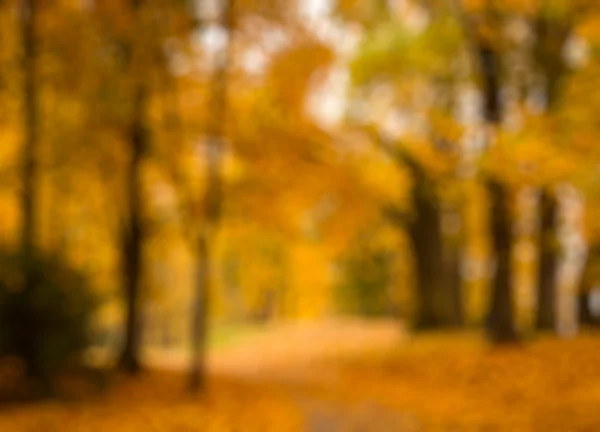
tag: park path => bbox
[147,318,417,431]
[143,318,404,381]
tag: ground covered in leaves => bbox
[2,322,600,431]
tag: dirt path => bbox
[207,318,404,379]
[142,318,404,380]
[148,318,412,431]
[212,319,413,431]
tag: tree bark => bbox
[382,145,459,329]
[190,232,210,389]
[536,189,558,331]
[119,87,147,375]
[20,0,37,266]
[118,0,147,375]
[18,0,41,381]
[401,154,456,329]
[486,180,518,342]
[533,18,570,334]
[189,0,234,392]
[477,45,518,342]
[410,180,444,329]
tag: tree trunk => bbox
[486,180,518,342]
[119,87,146,375]
[118,0,147,374]
[375,139,461,328]
[189,138,222,391]
[190,233,210,389]
[20,0,37,277]
[383,147,459,330]
[189,0,233,392]
[443,208,464,327]
[475,43,519,342]
[536,189,558,331]
[408,163,452,329]
[18,0,41,382]
[533,18,569,334]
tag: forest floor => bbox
[2,319,600,430]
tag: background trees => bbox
[2,0,600,399]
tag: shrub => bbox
[0,251,99,385]
[335,237,395,318]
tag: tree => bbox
[347,1,466,328]
[89,0,184,375]
[545,0,600,329]
[17,0,41,378]
[532,10,571,332]
[452,0,521,342]
[19,0,37,252]
[114,0,150,375]
[189,0,234,391]
[382,145,458,328]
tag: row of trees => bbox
[342,0,600,341]
[2,0,600,394]
[0,0,236,392]
[1,0,348,393]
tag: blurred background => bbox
[2,0,600,430]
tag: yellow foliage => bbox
[484,113,579,188]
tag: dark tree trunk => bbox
[403,157,454,329]
[486,180,518,342]
[189,143,222,390]
[18,0,41,381]
[20,0,37,265]
[119,88,147,375]
[476,43,519,343]
[383,146,458,329]
[536,189,558,331]
[189,0,233,392]
[533,18,570,334]
[118,0,147,374]
[190,233,210,389]
[411,191,444,329]
[478,46,501,125]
